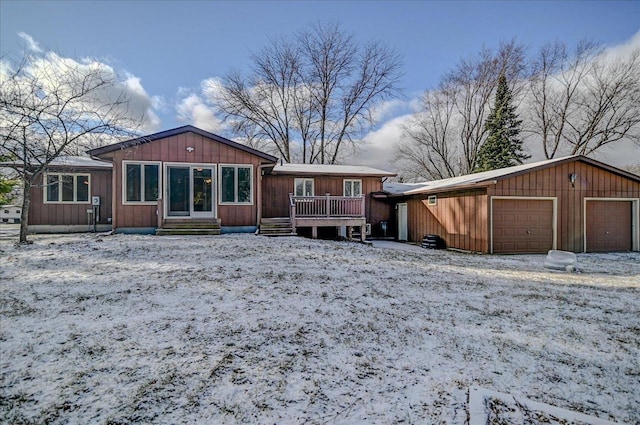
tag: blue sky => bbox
[1,0,639,167]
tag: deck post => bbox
[312,226,318,239]
[326,193,331,217]
[361,195,366,217]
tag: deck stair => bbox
[156,218,221,236]
[259,217,297,236]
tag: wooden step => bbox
[261,217,292,224]
[156,228,221,236]
[161,219,221,229]
[259,217,296,236]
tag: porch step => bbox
[156,218,221,236]
[259,217,296,237]
[156,228,221,236]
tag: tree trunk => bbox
[19,178,31,244]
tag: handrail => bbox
[289,193,365,218]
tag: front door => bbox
[397,203,408,241]
[167,165,215,218]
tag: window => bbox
[123,162,160,203]
[44,173,90,203]
[294,178,314,196]
[344,179,362,197]
[427,195,437,206]
[220,165,253,204]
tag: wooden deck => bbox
[289,194,367,241]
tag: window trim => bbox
[122,161,162,205]
[218,164,254,205]
[43,172,91,204]
[343,179,363,197]
[294,178,315,197]
[427,195,437,206]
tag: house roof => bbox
[384,155,640,196]
[0,155,112,169]
[87,125,279,163]
[49,156,113,168]
[271,163,397,177]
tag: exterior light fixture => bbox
[186,146,195,152]
[569,173,577,187]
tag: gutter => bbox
[387,181,496,199]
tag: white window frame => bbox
[343,179,362,197]
[219,164,254,205]
[427,195,437,206]
[294,178,315,197]
[122,161,162,205]
[43,173,91,204]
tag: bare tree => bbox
[0,50,144,243]
[215,21,403,164]
[216,41,306,162]
[527,40,640,158]
[398,40,525,179]
[397,90,458,180]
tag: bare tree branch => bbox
[214,20,403,164]
[0,50,144,243]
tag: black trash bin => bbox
[421,234,445,249]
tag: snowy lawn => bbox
[1,233,638,424]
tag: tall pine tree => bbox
[475,73,529,172]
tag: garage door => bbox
[586,201,632,252]
[493,199,554,254]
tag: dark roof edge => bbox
[87,125,278,163]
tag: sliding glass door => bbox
[166,165,215,218]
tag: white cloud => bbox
[17,32,42,53]
[175,92,224,133]
[2,36,162,134]
[344,112,415,173]
[602,30,640,60]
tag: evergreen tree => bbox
[475,73,529,172]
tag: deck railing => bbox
[289,193,365,219]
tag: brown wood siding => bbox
[586,201,632,252]
[28,168,113,226]
[106,132,267,229]
[399,158,640,254]
[261,174,391,230]
[406,190,489,252]
[488,159,640,252]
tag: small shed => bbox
[386,156,640,254]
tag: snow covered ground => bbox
[1,233,638,424]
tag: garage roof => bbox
[385,155,640,196]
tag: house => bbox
[19,125,395,239]
[0,205,21,224]
[384,155,640,254]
